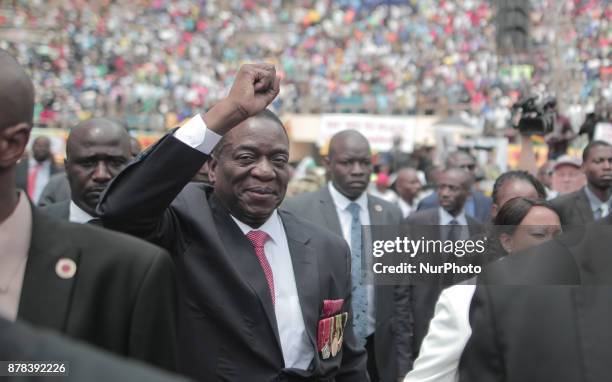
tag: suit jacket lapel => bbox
[577,189,595,223]
[208,195,282,350]
[279,211,319,350]
[18,208,80,331]
[367,195,385,226]
[318,188,343,236]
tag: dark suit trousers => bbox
[366,334,379,382]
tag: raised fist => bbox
[227,63,281,119]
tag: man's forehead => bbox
[588,146,612,159]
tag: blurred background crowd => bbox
[0,0,609,131]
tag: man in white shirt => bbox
[42,119,131,223]
[98,64,368,381]
[283,130,411,382]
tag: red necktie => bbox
[246,230,275,305]
[27,163,42,200]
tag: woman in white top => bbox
[404,171,561,382]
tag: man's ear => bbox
[323,156,331,171]
[490,204,498,219]
[207,157,217,185]
[499,233,514,254]
[0,123,31,169]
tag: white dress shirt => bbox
[231,212,313,369]
[0,191,31,321]
[174,114,313,369]
[404,284,476,382]
[583,185,611,219]
[398,198,418,219]
[69,201,95,223]
[327,182,376,336]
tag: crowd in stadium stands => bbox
[0,0,609,130]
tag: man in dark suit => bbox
[0,49,177,371]
[37,172,70,207]
[15,135,62,204]
[405,167,483,361]
[459,222,612,382]
[98,64,368,381]
[394,167,422,219]
[417,151,492,223]
[551,140,612,225]
[283,130,411,382]
[42,118,131,223]
[0,317,189,382]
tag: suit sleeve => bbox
[97,133,209,250]
[458,285,504,382]
[128,247,178,372]
[389,208,414,378]
[336,245,370,382]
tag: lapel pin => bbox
[374,204,383,212]
[56,258,77,280]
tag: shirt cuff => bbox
[173,114,222,155]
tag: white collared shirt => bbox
[231,211,313,370]
[327,182,376,337]
[438,207,468,226]
[583,185,611,219]
[438,207,469,241]
[398,198,418,219]
[69,201,95,224]
[174,114,312,369]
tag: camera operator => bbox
[579,100,611,142]
[544,99,576,160]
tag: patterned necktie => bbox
[447,219,461,242]
[246,230,275,305]
[346,202,367,345]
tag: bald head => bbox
[437,168,473,216]
[65,118,131,216]
[0,49,35,130]
[445,151,476,174]
[325,130,372,200]
[66,118,130,159]
[328,130,370,160]
[395,167,422,204]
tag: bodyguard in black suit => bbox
[551,140,612,225]
[0,49,177,371]
[42,118,132,223]
[459,223,612,382]
[283,130,411,382]
[404,168,483,362]
[0,317,188,382]
[98,64,368,381]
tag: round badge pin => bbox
[374,204,383,212]
[56,258,77,280]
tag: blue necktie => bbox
[346,202,367,345]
